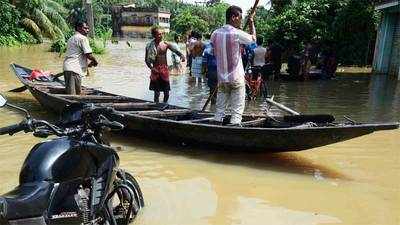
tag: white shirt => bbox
[253,46,266,66]
[63,32,92,76]
[211,25,254,84]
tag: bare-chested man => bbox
[145,27,185,103]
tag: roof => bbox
[375,0,399,10]
[121,6,170,14]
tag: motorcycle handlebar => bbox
[0,122,27,135]
[1,105,124,137]
[33,120,65,136]
[98,116,124,130]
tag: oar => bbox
[243,0,261,31]
[265,96,300,115]
[8,86,29,93]
[201,86,218,112]
[8,72,64,92]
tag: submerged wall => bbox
[373,2,400,79]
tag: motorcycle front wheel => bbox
[104,171,144,225]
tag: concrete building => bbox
[373,0,400,79]
[111,5,171,38]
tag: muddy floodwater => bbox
[0,41,399,225]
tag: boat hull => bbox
[9,63,399,152]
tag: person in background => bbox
[211,5,256,125]
[266,39,282,78]
[63,21,98,95]
[300,52,312,79]
[191,33,204,84]
[170,34,184,74]
[320,46,338,79]
[186,31,199,76]
[287,45,302,77]
[252,36,267,79]
[145,27,186,103]
[202,40,218,105]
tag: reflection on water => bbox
[231,197,341,225]
[0,41,399,225]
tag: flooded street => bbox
[0,41,399,225]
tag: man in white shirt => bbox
[253,36,266,67]
[63,22,98,95]
[211,5,256,125]
[252,36,267,79]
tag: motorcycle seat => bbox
[0,181,52,220]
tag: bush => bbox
[89,37,106,54]
[50,38,67,53]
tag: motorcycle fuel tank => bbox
[19,137,116,184]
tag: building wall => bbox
[112,7,170,38]
[388,13,399,78]
[373,6,399,78]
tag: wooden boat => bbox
[9,63,399,152]
[278,69,326,81]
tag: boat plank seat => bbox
[240,118,267,127]
[95,102,159,110]
[131,109,192,117]
[35,86,96,95]
[182,117,214,123]
[53,94,127,100]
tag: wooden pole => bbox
[243,0,261,31]
[201,87,218,112]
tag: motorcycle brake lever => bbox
[33,130,50,138]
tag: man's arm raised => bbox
[167,42,186,62]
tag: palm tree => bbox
[15,0,70,43]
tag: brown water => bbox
[0,42,399,225]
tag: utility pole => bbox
[83,0,95,37]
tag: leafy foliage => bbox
[0,0,36,46]
[135,0,228,38]
[171,9,208,35]
[255,0,378,65]
[15,0,70,42]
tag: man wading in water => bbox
[211,5,256,125]
[63,21,98,95]
[145,27,186,103]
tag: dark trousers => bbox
[64,71,81,95]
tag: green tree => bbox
[0,0,36,46]
[271,0,292,14]
[15,0,70,42]
[171,8,208,35]
[255,0,378,65]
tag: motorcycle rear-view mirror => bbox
[0,94,7,107]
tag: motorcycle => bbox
[0,94,144,225]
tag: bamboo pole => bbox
[243,0,261,31]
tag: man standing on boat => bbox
[63,21,98,95]
[211,5,256,125]
[145,26,186,103]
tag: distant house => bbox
[373,0,400,79]
[111,5,170,38]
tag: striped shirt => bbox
[211,25,254,84]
